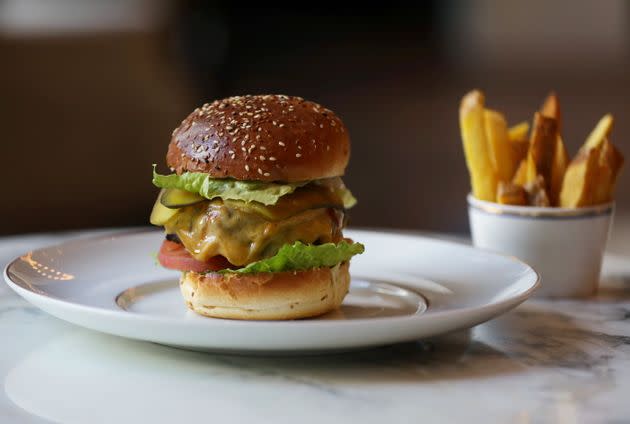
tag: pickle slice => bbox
[160,188,204,209]
[223,184,344,221]
[150,190,179,225]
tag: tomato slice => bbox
[158,240,232,272]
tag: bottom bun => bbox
[179,262,350,320]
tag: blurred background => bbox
[1,0,629,246]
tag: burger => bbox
[150,95,363,320]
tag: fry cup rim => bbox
[467,194,614,218]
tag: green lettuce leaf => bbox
[152,165,306,205]
[223,241,364,274]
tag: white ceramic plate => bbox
[4,229,539,353]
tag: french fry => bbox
[508,121,529,142]
[549,136,569,206]
[583,114,613,150]
[484,109,514,182]
[526,112,558,190]
[563,114,620,206]
[536,93,567,205]
[510,139,529,171]
[513,159,528,185]
[497,181,527,205]
[524,175,550,207]
[559,146,602,207]
[525,150,537,183]
[460,91,498,201]
[591,138,624,204]
[601,138,624,196]
[540,92,562,131]
[508,121,529,177]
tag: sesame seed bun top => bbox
[166,94,350,182]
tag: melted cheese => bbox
[164,193,344,266]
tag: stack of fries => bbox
[459,90,624,207]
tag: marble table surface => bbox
[2,229,630,424]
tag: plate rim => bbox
[3,228,540,328]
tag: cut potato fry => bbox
[508,121,530,142]
[538,93,566,205]
[508,122,529,177]
[497,181,527,205]
[510,139,529,172]
[559,146,601,207]
[583,114,613,150]
[549,136,569,206]
[513,159,528,186]
[591,138,624,204]
[507,122,529,179]
[540,92,561,131]
[460,91,498,201]
[484,109,514,182]
[526,112,558,190]
[524,175,550,207]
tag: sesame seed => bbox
[228,150,234,155]
[245,165,250,171]
[258,168,263,175]
[278,141,285,146]
[319,124,324,128]
[296,153,302,158]
[326,145,330,151]
[260,146,266,150]
[259,155,266,160]
[269,156,276,161]
[279,123,285,127]
[264,172,270,177]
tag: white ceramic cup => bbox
[467,194,613,298]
